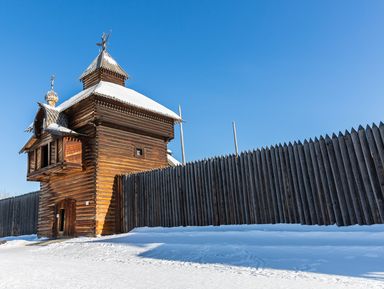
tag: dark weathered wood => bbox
[269,147,281,222]
[238,154,249,224]
[112,126,383,230]
[274,146,287,223]
[314,137,333,225]
[338,132,363,225]
[244,152,256,223]
[359,126,384,222]
[308,139,329,224]
[298,141,317,224]
[219,157,227,225]
[331,133,355,225]
[292,142,310,224]
[264,148,277,223]
[372,124,384,172]
[277,145,289,223]
[10,123,384,237]
[345,131,372,224]
[226,156,237,224]
[352,128,381,223]
[303,140,323,224]
[253,151,263,223]
[287,143,304,223]
[107,124,382,231]
[0,192,39,237]
[281,145,293,222]
[199,161,207,225]
[319,136,343,225]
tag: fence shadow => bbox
[91,224,384,281]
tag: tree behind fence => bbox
[0,191,39,237]
[116,124,384,232]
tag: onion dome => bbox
[45,75,59,107]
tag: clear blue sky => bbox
[1,0,384,195]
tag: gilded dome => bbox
[45,75,59,107]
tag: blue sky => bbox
[1,0,384,195]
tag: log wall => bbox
[116,124,384,231]
[81,69,125,89]
[0,192,39,237]
[37,99,97,237]
[31,95,174,238]
[94,97,173,235]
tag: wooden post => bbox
[179,105,186,165]
[233,121,239,158]
[351,128,380,223]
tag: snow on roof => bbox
[79,50,128,80]
[19,135,37,154]
[57,81,181,121]
[45,123,78,136]
[25,122,34,133]
[167,154,181,166]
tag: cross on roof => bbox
[96,32,110,51]
[50,75,55,90]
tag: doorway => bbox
[53,198,76,237]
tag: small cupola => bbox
[79,33,129,89]
[45,75,59,107]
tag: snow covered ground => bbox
[0,224,383,289]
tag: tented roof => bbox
[79,50,128,80]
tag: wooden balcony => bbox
[27,137,83,181]
[27,161,82,181]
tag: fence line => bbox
[0,191,39,237]
[116,124,384,232]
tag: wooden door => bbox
[53,199,76,238]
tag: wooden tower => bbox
[20,34,181,237]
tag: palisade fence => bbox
[116,124,384,232]
[0,191,39,237]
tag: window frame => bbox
[134,147,145,158]
[41,144,50,168]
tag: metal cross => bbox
[96,32,110,51]
[50,75,55,90]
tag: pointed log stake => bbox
[179,105,186,165]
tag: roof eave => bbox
[92,91,182,122]
[19,136,37,154]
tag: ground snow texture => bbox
[0,224,383,289]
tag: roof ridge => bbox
[56,83,98,112]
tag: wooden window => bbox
[135,147,144,158]
[41,144,49,168]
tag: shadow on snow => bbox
[90,224,384,281]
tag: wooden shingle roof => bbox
[26,103,78,138]
[38,102,68,128]
[79,50,128,80]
